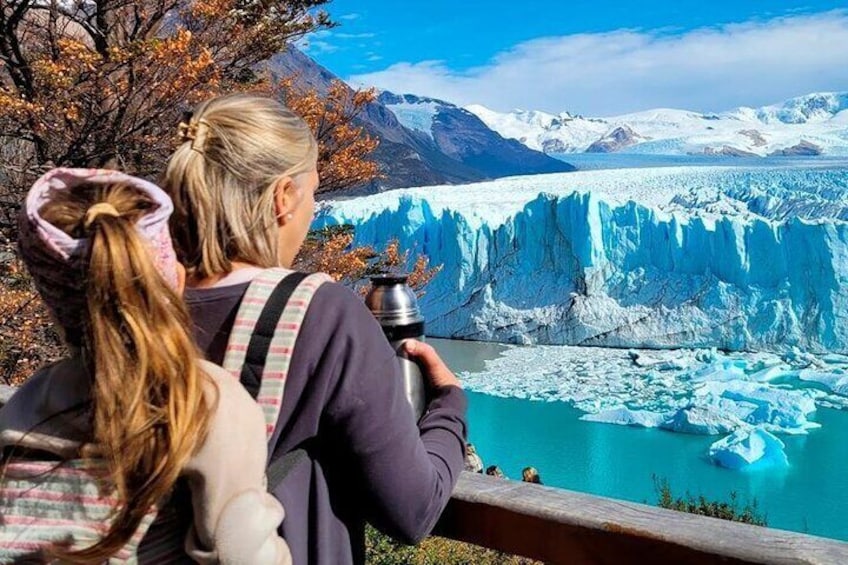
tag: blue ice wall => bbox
[318,169,848,352]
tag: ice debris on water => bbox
[459,344,848,469]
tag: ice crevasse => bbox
[319,165,848,353]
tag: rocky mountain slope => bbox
[269,48,573,192]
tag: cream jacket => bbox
[0,357,291,564]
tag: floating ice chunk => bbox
[691,360,747,383]
[748,363,791,383]
[709,428,788,470]
[629,351,658,367]
[580,407,668,428]
[627,350,680,369]
[694,380,818,432]
[655,358,692,371]
[821,353,848,365]
[695,348,719,363]
[701,396,760,424]
[661,405,742,435]
[784,347,821,369]
[819,394,848,410]
[799,369,848,396]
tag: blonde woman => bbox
[522,467,543,484]
[0,169,290,563]
[164,94,468,565]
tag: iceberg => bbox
[580,407,669,428]
[661,405,741,435]
[709,428,789,470]
[320,164,848,353]
[799,369,848,396]
[693,380,820,433]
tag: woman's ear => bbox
[273,176,297,226]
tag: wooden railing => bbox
[3,385,847,564]
[436,472,848,564]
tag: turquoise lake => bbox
[432,339,848,542]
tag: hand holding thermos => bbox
[403,340,462,390]
[365,275,461,421]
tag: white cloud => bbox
[300,28,377,56]
[339,13,360,21]
[336,32,376,39]
[301,39,338,54]
[348,11,848,115]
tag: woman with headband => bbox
[0,168,291,563]
[164,94,468,565]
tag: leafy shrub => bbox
[0,245,64,385]
[653,475,767,526]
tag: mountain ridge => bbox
[466,92,848,157]
[269,48,573,192]
[377,91,573,179]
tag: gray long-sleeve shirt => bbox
[184,280,468,565]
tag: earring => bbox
[285,213,294,222]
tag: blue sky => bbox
[302,1,848,115]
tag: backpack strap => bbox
[266,448,308,491]
[222,268,294,380]
[232,271,310,400]
[222,268,330,439]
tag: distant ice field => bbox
[324,161,848,228]
[457,342,848,438]
[558,153,848,171]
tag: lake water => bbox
[431,338,848,541]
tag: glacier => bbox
[319,163,848,353]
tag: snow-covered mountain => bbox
[467,92,848,157]
[318,161,848,353]
[377,92,573,178]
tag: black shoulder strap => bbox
[239,272,309,399]
[267,448,308,491]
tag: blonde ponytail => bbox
[37,182,214,562]
[164,94,318,279]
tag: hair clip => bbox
[177,111,209,153]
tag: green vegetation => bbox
[366,525,539,565]
[653,475,767,526]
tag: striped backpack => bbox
[0,269,328,563]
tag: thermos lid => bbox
[365,274,424,326]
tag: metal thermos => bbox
[365,274,426,420]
